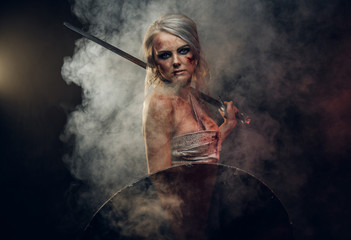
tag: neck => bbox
[178,84,191,100]
[161,77,192,101]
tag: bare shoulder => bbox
[144,92,175,116]
[143,92,176,138]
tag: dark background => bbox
[0,0,82,239]
[0,0,350,239]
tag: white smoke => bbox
[61,0,329,236]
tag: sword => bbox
[63,22,251,125]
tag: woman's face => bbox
[153,31,196,84]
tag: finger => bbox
[225,101,236,112]
[224,101,234,111]
[226,101,238,113]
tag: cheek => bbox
[156,60,170,73]
[184,54,196,73]
[186,56,195,64]
[184,52,196,67]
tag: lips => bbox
[173,70,186,75]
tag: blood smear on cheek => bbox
[187,57,194,63]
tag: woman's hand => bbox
[219,101,238,141]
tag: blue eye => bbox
[158,52,171,59]
[179,48,190,54]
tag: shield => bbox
[83,164,293,239]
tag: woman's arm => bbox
[219,101,238,141]
[143,94,174,174]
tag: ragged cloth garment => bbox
[171,93,221,165]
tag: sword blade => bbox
[64,22,147,69]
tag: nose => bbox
[172,54,181,68]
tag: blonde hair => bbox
[143,14,209,95]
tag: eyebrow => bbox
[156,44,190,53]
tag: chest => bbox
[172,99,218,136]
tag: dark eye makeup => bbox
[178,47,190,55]
[157,52,172,60]
[156,45,191,60]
